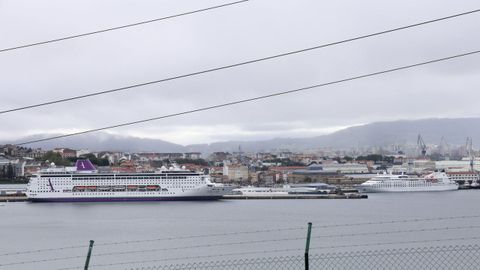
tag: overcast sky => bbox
[1,0,479,145]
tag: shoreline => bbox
[0,193,367,202]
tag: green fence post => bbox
[305,222,312,270]
[84,240,95,270]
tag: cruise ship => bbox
[356,172,458,193]
[26,160,234,202]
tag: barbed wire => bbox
[311,244,480,261]
[57,235,480,270]
[125,244,480,270]
[311,224,480,240]
[311,214,480,230]
[310,235,480,252]
[2,214,480,257]
[0,244,87,257]
[92,224,480,257]
[94,226,305,247]
[4,223,479,267]
[94,214,480,247]
[57,247,306,270]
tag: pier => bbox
[223,193,367,200]
[0,195,27,202]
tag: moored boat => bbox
[27,160,234,202]
[356,172,458,193]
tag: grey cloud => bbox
[1,0,480,145]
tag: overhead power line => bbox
[0,0,249,53]
[16,49,480,146]
[1,8,479,115]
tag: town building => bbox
[317,163,370,174]
[223,164,249,182]
[436,158,480,172]
[184,152,202,160]
[0,156,26,178]
[288,167,344,185]
[53,148,77,159]
[446,171,479,185]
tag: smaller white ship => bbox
[357,172,458,193]
[233,183,337,196]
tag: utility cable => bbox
[15,49,480,146]
[0,0,249,53]
[1,8,479,115]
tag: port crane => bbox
[464,137,479,188]
[417,134,427,158]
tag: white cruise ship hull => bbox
[357,184,458,193]
[28,186,231,202]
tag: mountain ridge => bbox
[6,117,480,153]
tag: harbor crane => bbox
[417,134,427,157]
[466,137,474,172]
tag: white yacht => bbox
[356,172,458,193]
[233,183,337,196]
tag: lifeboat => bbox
[147,185,159,190]
[127,185,138,190]
[73,186,86,191]
[113,185,126,191]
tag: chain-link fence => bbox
[129,244,480,270]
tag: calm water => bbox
[1,191,479,270]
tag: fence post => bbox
[305,222,312,270]
[84,240,95,270]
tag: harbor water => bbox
[1,190,479,270]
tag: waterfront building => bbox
[436,159,480,171]
[446,171,479,185]
[223,164,249,182]
[318,163,370,174]
[289,165,344,184]
[0,157,26,178]
[391,160,436,174]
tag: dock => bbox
[223,193,368,200]
[0,196,28,202]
